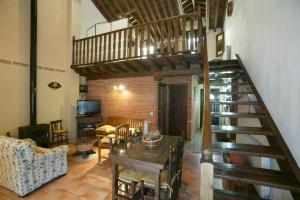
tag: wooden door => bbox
[168,84,187,138]
[158,83,168,134]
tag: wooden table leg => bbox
[97,136,102,163]
[112,163,118,200]
[155,170,161,200]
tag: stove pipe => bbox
[30,0,37,125]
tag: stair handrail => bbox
[199,20,214,200]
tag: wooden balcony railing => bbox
[72,12,203,67]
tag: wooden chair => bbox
[96,116,144,162]
[96,123,129,163]
[140,143,179,200]
[50,120,68,145]
[176,137,184,188]
[108,137,142,200]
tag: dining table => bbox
[109,135,181,200]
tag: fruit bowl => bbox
[142,131,163,148]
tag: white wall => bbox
[79,0,106,38]
[0,0,80,138]
[207,29,222,60]
[224,0,300,199]
[0,0,30,135]
[224,0,300,165]
[37,0,80,138]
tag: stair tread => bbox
[211,112,265,118]
[210,91,255,95]
[212,142,284,159]
[209,63,240,68]
[209,68,243,73]
[214,162,300,192]
[214,189,263,200]
[212,125,273,136]
[210,101,259,105]
[209,76,246,80]
[210,82,250,86]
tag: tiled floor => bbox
[0,139,200,200]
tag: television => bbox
[77,100,101,115]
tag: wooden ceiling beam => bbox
[145,0,157,21]
[109,63,129,73]
[130,60,151,72]
[160,0,169,18]
[192,0,196,12]
[103,0,119,20]
[214,0,220,31]
[121,62,140,73]
[112,0,124,17]
[91,0,113,21]
[130,0,146,23]
[153,0,163,19]
[136,0,152,22]
[166,0,175,17]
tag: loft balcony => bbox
[71,12,204,80]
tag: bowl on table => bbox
[142,131,163,148]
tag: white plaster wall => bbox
[79,0,106,38]
[37,0,80,138]
[207,29,222,60]
[0,0,30,136]
[224,1,299,199]
[0,0,80,138]
[224,0,300,167]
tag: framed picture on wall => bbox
[216,32,225,57]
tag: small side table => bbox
[73,138,96,159]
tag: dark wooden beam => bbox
[91,0,113,21]
[145,0,157,21]
[130,0,146,23]
[166,0,175,17]
[153,0,162,19]
[164,56,176,70]
[120,62,139,73]
[153,68,201,81]
[214,0,220,32]
[161,0,169,18]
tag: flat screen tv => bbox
[77,100,101,115]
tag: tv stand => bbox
[76,115,102,139]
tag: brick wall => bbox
[87,76,158,131]
[87,74,197,139]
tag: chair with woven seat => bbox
[140,143,180,200]
[50,120,68,145]
[108,137,142,199]
[96,123,129,162]
[176,137,184,188]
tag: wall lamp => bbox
[113,84,125,92]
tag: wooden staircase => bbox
[207,57,300,199]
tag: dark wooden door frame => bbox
[158,83,188,139]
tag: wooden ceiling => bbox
[92,0,181,26]
[180,0,206,16]
[208,0,227,30]
[92,0,227,30]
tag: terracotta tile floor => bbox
[0,140,200,200]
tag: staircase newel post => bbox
[200,146,214,200]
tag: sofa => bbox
[0,136,68,197]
